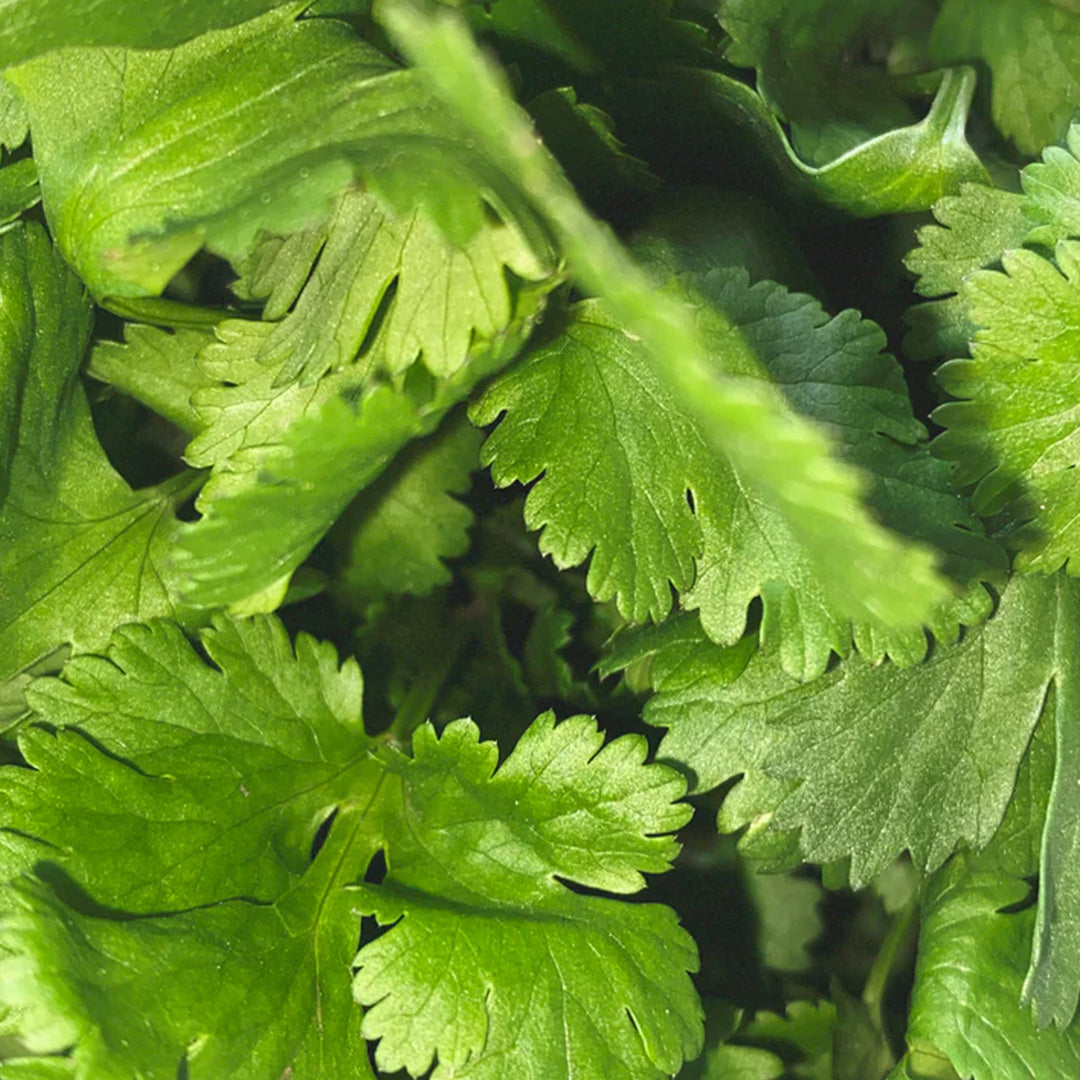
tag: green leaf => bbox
[0,78,28,150]
[934,239,1080,571]
[744,867,823,973]
[8,4,543,298]
[237,187,553,385]
[904,181,1028,362]
[0,827,372,1080]
[641,573,1074,887]
[0,159,37,229]
[7,616,374,907]
[0,613,379,1079]
[474,272,1002,680]
[381,0,969,648]
[0,224,194,686]
[659,64,988,219]
[87,324,217,436]
[904,854,1080,1079]
[353,713,702,1080]
[930,0,1080,154]
[176,274,543,609]
[333,411,481,602]
[0,0,303,68]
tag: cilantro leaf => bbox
[0,613,378,1079]
[933,238,1080,571]
[8,616,374,908]
[0,77,28,150]
[354,713,701,1079]
[382,0,971,648]
[240,187,554,386]
[474,271,1001,679]
[0,614,698,1079]
[0,0,300,68]
[663,60,988,218]
[87,324,216,436]
[636,573,1071,887]
[176,271,543,609]
[0,829,372,1080]
[0,224,194,686]
[904,854,1080,1079]
[8,4,543,298]
[333,411,481,602]
[0,160,37,230]
[904,181,1029,362]
[930,0,1080,154]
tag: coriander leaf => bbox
[661,65,988,219]
[0,78,28,150]
[930,0,1080,154]
[474,271,1002,680]
[1020,123,1080,246]
[333,411,480,602]
[904,182,1028,362]
[382,0,968,646]
[0,0,303,68]
[176,278,543,609]
[354,713,702,1080]
[640,573,1074,887]
[0,160,37,230]
[1023,569,1080,1026]
[240,187,553,385]
[719,0,933,160]
[7,616,374,908]
[8,4,543,298]
[0,224,34,501]
[905,855,1080,1080]
[473,0,707,74]
[0,613,378,1079]
[87,324,217,436]
[933,239,1080,572]
[528,87,660,208]
[177,389,424,610]
[743,867,823,974]
[0,223,194,685]
[0,826,372,1080]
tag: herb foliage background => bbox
[0,1,1078,1077]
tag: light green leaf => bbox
[353,713,701,1080]
[381,0,969,649]
[242,187,553,385]
[934,239,1080,572]
[904,181,1028,362]
[641,573,1073,887]
[8,5,543,298]
[0,78,28,150]
[0,0,301,68]
[176,277,542,609]
[333,412,480,602]
[474,272,1002,680]
[7,616,374,908]
[0,159,37,229]
[87,324,216,436]
[0,224,194,686]
[1020,122,1080,246]
[905,855,1080,1079]
[930,0,1080,154]
[744,867,823,973]
[0,612,379,1079]
[0,828,372,1080]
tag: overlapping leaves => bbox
[0,614,700,1080]
[475,268,1001,679]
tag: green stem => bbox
[864,897,919,1031]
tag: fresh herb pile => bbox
[1,1,1080,1077]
